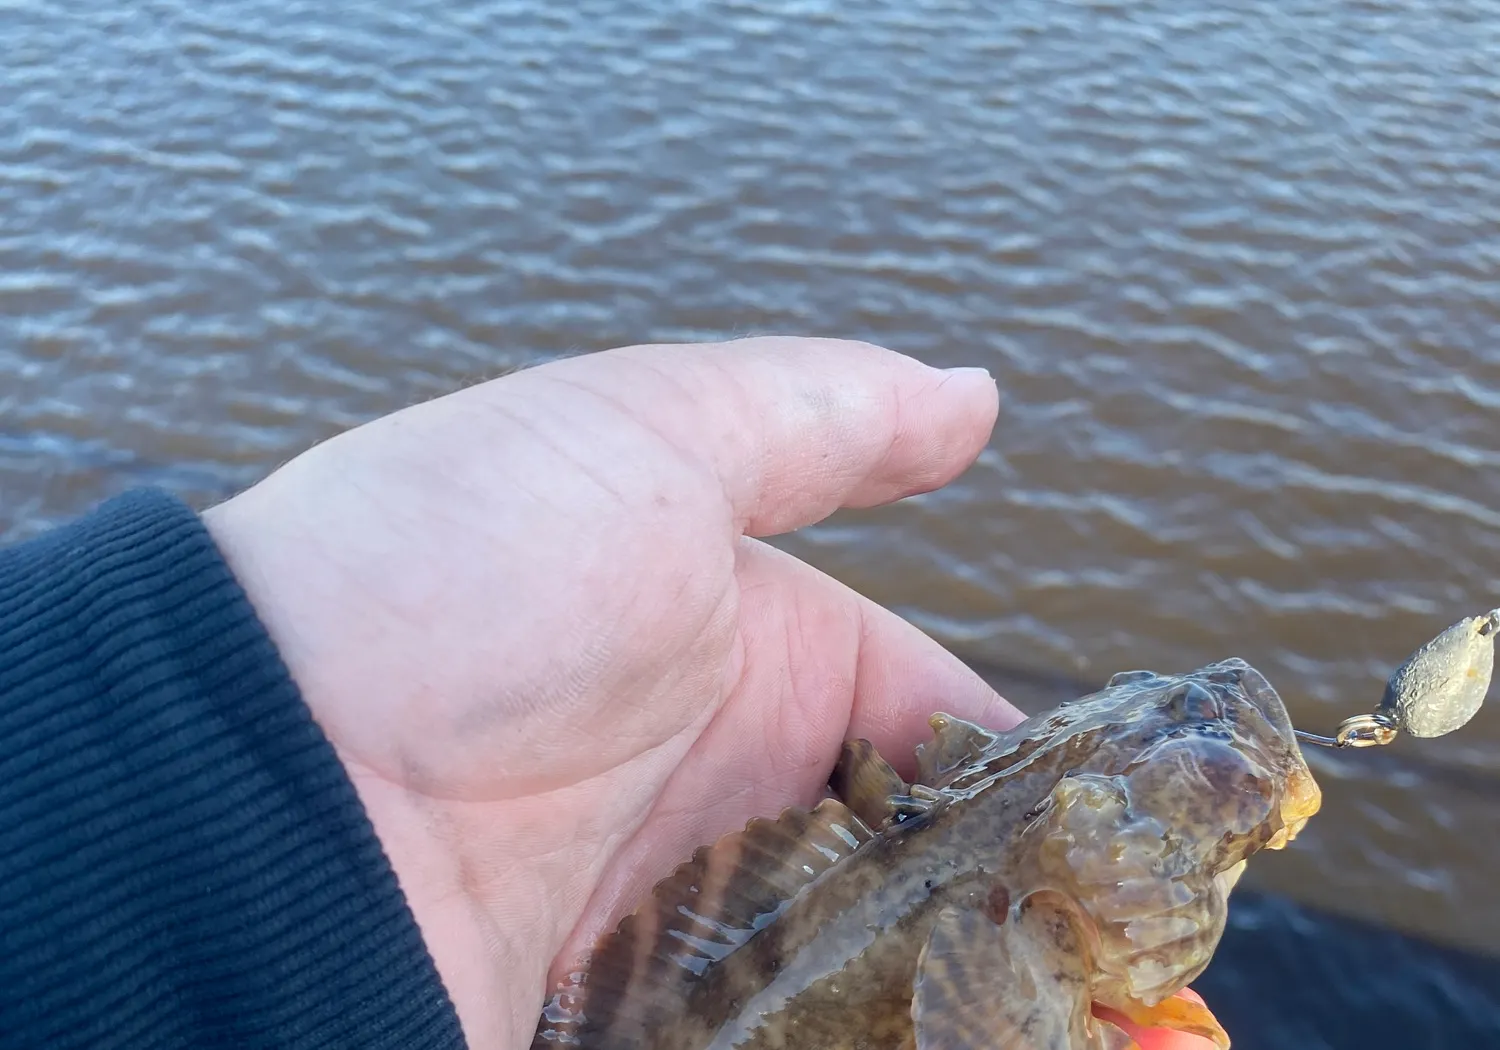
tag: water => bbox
[3,0,1498,1042]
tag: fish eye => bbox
[1166,681,1225,722]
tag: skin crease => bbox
[202,337,1219,1050]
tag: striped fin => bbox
[912,894,1133,1050]
[532,798,876,1050]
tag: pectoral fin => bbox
[532,799,875,1050]
[911,895,1133,1050]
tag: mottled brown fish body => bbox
[540,799,1023,1050]
[678,795,1046,1050]
[533,658,1321,1050]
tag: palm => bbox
[206,338,1217,1050]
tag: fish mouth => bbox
[1209,659,1323,851]
[1265,765,1322,850]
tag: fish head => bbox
[1100,657,1321,864]
[1028,659,1321,1007]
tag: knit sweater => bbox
[0,488,468,1048]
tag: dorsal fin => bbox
[532,798,876,1050]
[914,712,1003,787]
[830,739,911,827]
[832,739,947,830]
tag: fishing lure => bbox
[1295,609,1497,749]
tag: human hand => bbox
[203,336,1219,1050]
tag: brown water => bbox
[3,0,1498,1006]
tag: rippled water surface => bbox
[4,0,1500,1042]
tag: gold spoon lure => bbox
[1295,609,1499,749]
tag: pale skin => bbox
[202,336,1219,1050]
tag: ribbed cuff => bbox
[0,488,466,1049]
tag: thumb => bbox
[526,336,1000,536]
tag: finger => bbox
[537,336,1000,536]
[553,539,1023,975]
[1132,1032,1220,1050]
[732,538,1025,780]
[1101,989,1223,1050]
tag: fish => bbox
[531,657,1323,1050]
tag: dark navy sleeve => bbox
[0,488,468,1049]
